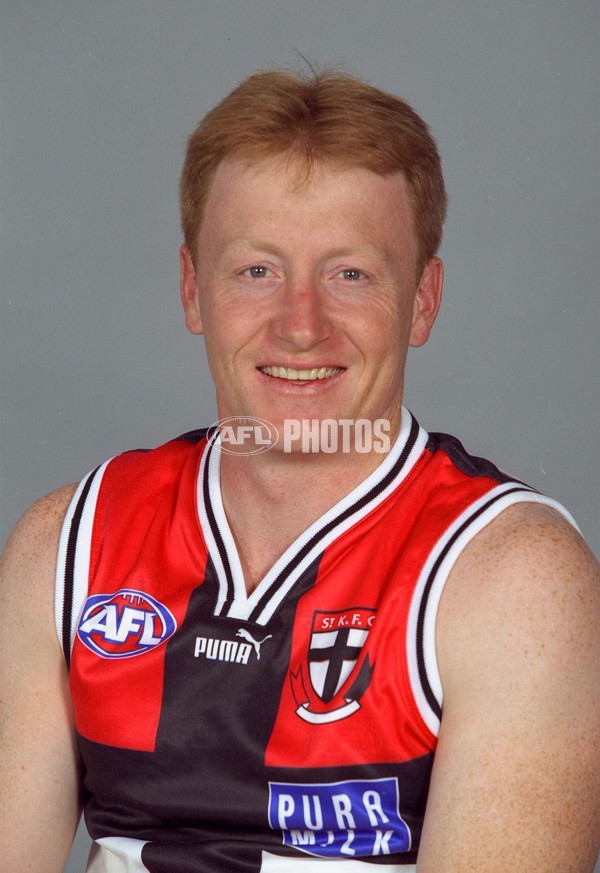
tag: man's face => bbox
[181,155,442,447]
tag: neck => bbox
[222,444,383,510]
[217,411,404,592]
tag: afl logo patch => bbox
[77,589,177,658]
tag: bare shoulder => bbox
[0,484,78,642]
[3,483,77,559]
[449,499,597,583]
[1,484,77,573]
[438,502,600,673]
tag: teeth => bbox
[260,366,341,381]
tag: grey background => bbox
[1,1,598,870]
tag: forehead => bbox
[198,155,417,254]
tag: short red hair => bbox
[180,69,447,270]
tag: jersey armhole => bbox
[406,484,579,736]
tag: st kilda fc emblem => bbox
[291,608,376,724]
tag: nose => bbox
[271,275,333,351]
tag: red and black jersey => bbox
[55,410,574,872]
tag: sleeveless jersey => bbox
[55,410,575,872]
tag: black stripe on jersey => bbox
[62,465,101,668]
[426,431,529,486]
[415,484,535,720]
[247,415,422,623]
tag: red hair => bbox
[180,69,447,269]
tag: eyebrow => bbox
[217,239,394,263]
[215,239,282,260]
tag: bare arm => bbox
[0,486,82,872]
[418,503,600,873]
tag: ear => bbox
[409,256,444,348]
[180,244,204,335]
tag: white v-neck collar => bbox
[197,408,427,626]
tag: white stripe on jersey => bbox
[87,836,150,872]
[85,842,414,872]
[55,459,112,656]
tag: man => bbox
[1,70,599,872]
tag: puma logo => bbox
[236,629,273,660]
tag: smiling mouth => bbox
[258,365,343,381]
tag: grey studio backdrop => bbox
[1,1,598,871]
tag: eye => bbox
[339,268,366,281]
[244,265,271,279]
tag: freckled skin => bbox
[418,503,600,872]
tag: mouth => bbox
[258,365,344,382]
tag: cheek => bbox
[346,296,413,347]
[200,305,262,369]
